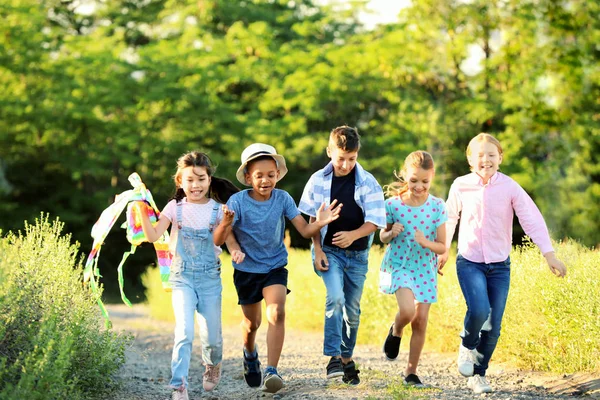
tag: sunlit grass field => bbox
[142,240,600,374]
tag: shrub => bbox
[0,215,131,399]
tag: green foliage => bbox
[0,215,131,399]
[144,241,600,374]
[1,0,599,295]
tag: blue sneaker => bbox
[243,348,263,388]
[262,366,283,393]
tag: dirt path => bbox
[107,304,596,400]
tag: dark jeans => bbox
[456,254,511,376]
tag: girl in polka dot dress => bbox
[379,151,447,387]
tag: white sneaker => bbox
[468,375,492,393]
[203,363,222,391]
[171,387,189,400]
[457,344,478,377]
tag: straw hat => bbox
[235,143,288,186]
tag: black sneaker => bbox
[326,357,344,379]
[243,349,262,388]
[342,360,360,385]
[383,324,401,360]
[403,373,425,388]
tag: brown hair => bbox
[384,151,435,197]
[329,125,361,152]
[172,151,239,203]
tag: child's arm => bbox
[309,217,330,272]
[512,185,567,277]
[415,222,447,255]
[291,200,342,239]
[136,202,171,243]
[439,184,461,269]
[213,205,234,246]
[224,233,246,264]
[331,222,377,249]
[379,222,404,244]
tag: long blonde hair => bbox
[384,151,435,198]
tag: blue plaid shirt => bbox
[299,161,386,247]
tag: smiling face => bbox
[245,158,279,201]
[178,166,211,204]
[468,140,503,183]
[404,166,434,203]
[327,145,358,177]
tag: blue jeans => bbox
[170,260,223,388]
[169,202,222,389]
[320,245,369,358]
[456,254,510,376]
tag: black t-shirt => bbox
[324,168,368,250]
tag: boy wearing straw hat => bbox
[214,143,342,394]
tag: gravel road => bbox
[107,304,595,400]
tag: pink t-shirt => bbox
[445,172,553,264]
[161,198,223,257]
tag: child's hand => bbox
[389,222,404,238]
[437,250,449,275]
[331,231,356,248]
[414,229,427,246]
[544,252,567,277]
[231,249,245,264]
[316,199,343,225]
[314,249,329,271]
[221,205,235,226]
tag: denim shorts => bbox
[233,266,291,305]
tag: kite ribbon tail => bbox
[88,252,112,328]
[117,245,136,307]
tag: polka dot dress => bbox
[379,195,448,303]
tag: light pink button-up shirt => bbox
[445,172,553,264]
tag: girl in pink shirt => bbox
[439,133,567,394]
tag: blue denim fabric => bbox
[456,254,511,376]
[320,245,369,358]
[169,202,223,389]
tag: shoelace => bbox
[459,348,477,364]
[246,358,261,373]
[473,375,489,386]
[205,366,220,382]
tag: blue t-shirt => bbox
[227,189,301,273]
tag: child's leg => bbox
[405,302,431,376]
[262,284,287,368]
[456,256,491,349]
[170,284,197,389]
[321,250,345,357]
[240,302,262,355]
[195,279,223,366]
[339,251,368,362]
[474,259,510,376]
[394,288,416,336]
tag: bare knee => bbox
[241,317,261,333]
[411,313,429,334]
[266,304,285,325]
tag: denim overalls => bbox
[169,200,223,389]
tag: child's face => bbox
[179,166,211,204]
[327,145,358,177]
[404,166,434,200]
[245,158,279,200]
[468,141,503,182]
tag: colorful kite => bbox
[83,173,172,323]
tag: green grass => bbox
[142,239,600,374]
